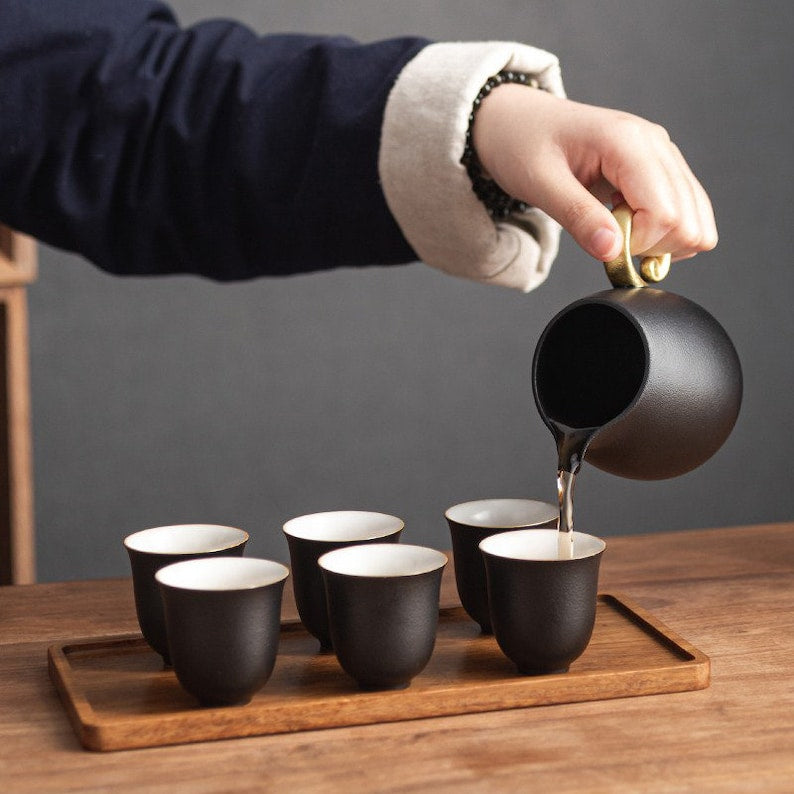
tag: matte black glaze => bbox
[126,542,247,665]
[158,572,286,706]
[285,531,402,651]
[533,288,743,480]
[322,566,444,690]
[446,513,557,634]
[482,546,604,675]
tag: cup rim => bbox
[282,510,404,542]
[123,524,249,555]
[318,543,447,578]
[155,556,289,591]
[479,528,605,561]
[445,498,558,528]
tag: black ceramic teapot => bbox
[532,205,742,480]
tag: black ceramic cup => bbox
[282,511,404,651]
[445,499,558,633]
[319,543,447,690]
[156,556,289,707]
[124,524,248,664]
[480,529,605,675]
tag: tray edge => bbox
[46,592,711,751]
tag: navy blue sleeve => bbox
[0,1,427,279]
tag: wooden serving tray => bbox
[48,592,709,752]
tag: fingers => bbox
[526,160,624,261]
[663,143,718,259]
[471,87,717,264]
[597,116,718,261]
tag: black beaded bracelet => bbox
[460,70,540,218]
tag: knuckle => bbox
[612,115,646,145]
[610,116,671,150]
[667,214,719,254]
[693,224,718,252]
[702,227,719,251]
[680,227,703,252]
[649,122,672,144]
[654,203,680,234]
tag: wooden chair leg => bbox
[0,226,36,585]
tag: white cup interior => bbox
[319,544,447,578]
[445,499,558,528]
[283,511,404,542]
[124,524,248,555]
[479,529,605,561]
[155,557,289,591]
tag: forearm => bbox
[1,1,575,289]
[0,1,425,278]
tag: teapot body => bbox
[532,287,742,480]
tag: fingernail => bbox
[590,227,619,259]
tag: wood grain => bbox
[2,524,794,793]
[0,286,35,585]
[0,224,36,585]
[47,594,708,751]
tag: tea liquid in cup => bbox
[479,528,605,675]
[445,499,557,633]
[282,511,403,651]
[319,543,447,690]
[156,556,288,707]
[124,524,248,664]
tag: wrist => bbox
[464,75,542,217]
[378,41,565,291]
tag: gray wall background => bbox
[28,0,794,582]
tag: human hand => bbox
[471,84,717,263]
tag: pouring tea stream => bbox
[532,205,742,559]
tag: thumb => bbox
[530,170,623,261]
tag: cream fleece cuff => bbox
[378,41,565,292]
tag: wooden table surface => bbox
[2,523,793,792]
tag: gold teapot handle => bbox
[603,204,671,288]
